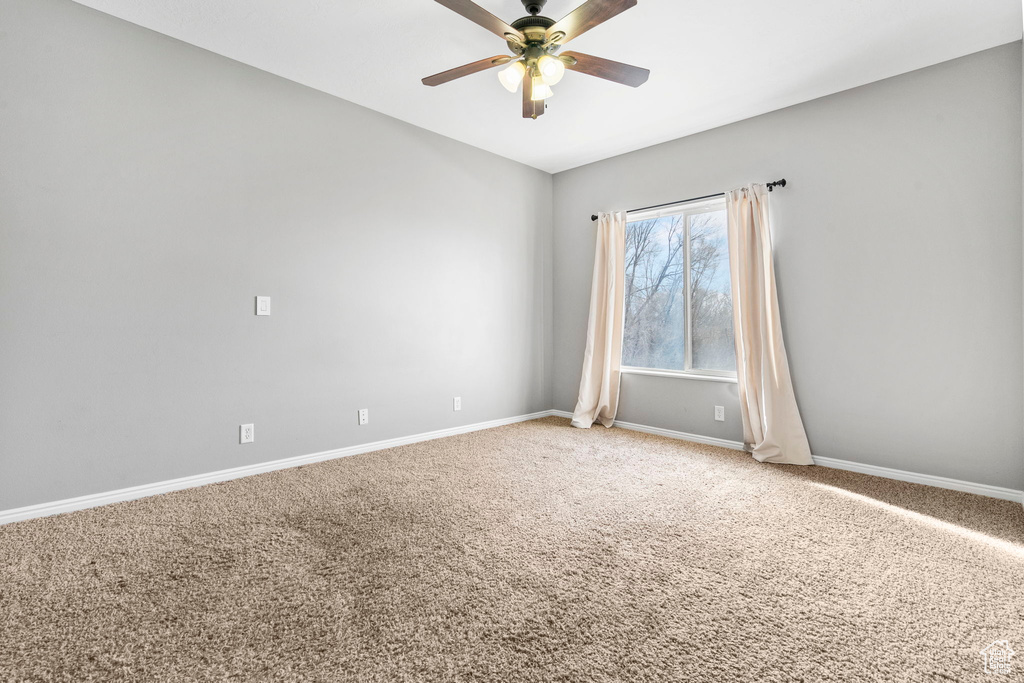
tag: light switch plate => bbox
[255,296,271,316]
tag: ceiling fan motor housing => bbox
[508,14,558,57]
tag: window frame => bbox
[620,197,738,383]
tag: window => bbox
[621,197,736,378]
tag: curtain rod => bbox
[589,179,787,221]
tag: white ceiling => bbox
[73,0,1022,173]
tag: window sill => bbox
[620,367,738,383]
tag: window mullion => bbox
[684,213,693,372]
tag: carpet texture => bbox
[1,416,1023,682]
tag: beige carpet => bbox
[1,417,1022,682]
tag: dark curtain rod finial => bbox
[590,179,788,221]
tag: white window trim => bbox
[620,366,738,383]
[623,197,737,380]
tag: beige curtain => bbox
[571,211,627,429]
[726,185,813,465]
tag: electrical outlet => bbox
[453,397,461,411]
[240,423,254,444]
[714,406,725,422]
[357,409,368,426]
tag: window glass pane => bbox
[689,209,736,371]
[622,215,687,371]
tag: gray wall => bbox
[0,0,553,510]
[553,43,1024,489]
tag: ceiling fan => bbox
[422,0,650,119]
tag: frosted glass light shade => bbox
[498,61,527,93]
[531,77,553,101]
[537,55,565,86]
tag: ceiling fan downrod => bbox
[522,0,547,16]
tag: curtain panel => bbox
[726,185,813,465]
[571,211,627,429]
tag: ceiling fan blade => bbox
[561,51,649,87]
[545,0,637,45]
[523,75,545,119]
[422,55,512,87]
[433,0,525,44]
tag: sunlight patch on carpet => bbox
[810,481,1024,559]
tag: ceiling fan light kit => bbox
[423,0,650,119]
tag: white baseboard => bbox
[810,455,1022,504]
[4,409,1021,525]
[0,410,554,526]
[550,410,1023,504]
[613,419,746,451]
[549,410,746,451]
